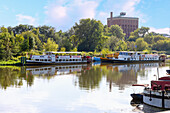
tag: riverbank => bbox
[0,60,22,66]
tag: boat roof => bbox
[115,51,144,53]
[46,51,82,54]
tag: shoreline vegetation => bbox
[0,18,170,64]
[0,52,169,66]
[0,60,21,66]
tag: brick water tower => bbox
[107,12,139,38]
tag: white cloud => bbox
[44,0,98,31]
[149,27,170,35]
[122,0,140,15]
[44,0,146,30]
[16,14,37,25]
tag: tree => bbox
[38,25,56,42]
[108,25,125,40]
[153,35,166,42]
[12,24,34,35]
[127,27,149,41]
[73,18,104,51]
[115,40,127,51]
[127,41,135,51]
[70,35,79,48]
[127,29,140,41]
[135,38,148,51]
[152,40,170,51]
[44,38,58,51]
[139,26,149,37]
[15,34,24,52]
[21,31,35,51]
[104,36,119,51]
[0,27,12,60]
[60,47,66,52]
[144,34,154,44]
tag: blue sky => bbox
[0,0,169,34]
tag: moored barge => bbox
[100,51,165,63]
[25,52,91,65]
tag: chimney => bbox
[110,12,113,20]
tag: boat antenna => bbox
[157,67,159,80]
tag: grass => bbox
[0,60,21,65]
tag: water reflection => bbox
[0,63,165,91]
[0,64,90,90]
[0,67,26,89]
[104,63,162,91]
[26,64,89,77]
[0,62,168,113]
[76,63,164,91]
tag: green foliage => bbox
[135,38,148,51]
[101,48,111,57]
[127,27,149,41]
[44,38,58,51]
[0,22,170,61]
[108,25,125,40]
[152,40,170,51]
[73,18,104,51]
[139,26,149,37]
[104,36,119,51]
[71,47,77,52]
[115,40,127,51]
[60,47,66,52]
[153,35,166,42]
[0,27,14,60]
[126,41,135,51]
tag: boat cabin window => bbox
[129,53,133,55]
[35,59,39,61]
[119,52,128,55]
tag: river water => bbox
[0,62,169,113]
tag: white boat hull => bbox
[26,60,88,65]
[143,90,170,109]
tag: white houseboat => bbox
[26,52,91,65]
[100,51,165,63]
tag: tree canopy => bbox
[0,18,170,61]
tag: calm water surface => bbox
[0,62,169,113]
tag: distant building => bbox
[107,12,139,38]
